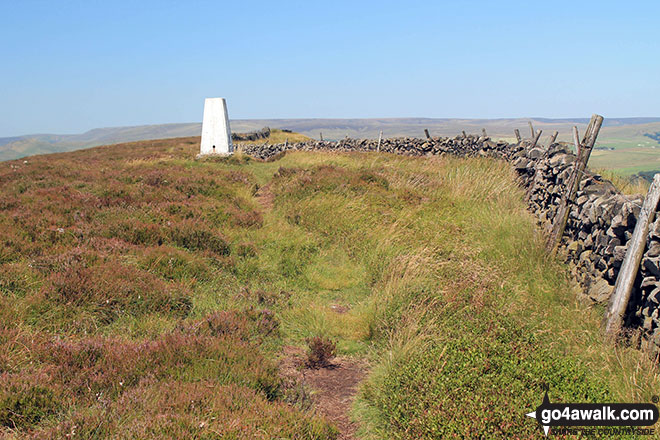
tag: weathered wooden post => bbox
[548,131,559,146]
[531,129,543,148]
[605,174,660,338]
[377,131,382,152]
[514,129,522,143]
[462,130,467,139]
[546,114,604,253]
[320,132,324,142]
[424,129,431,140]
[572,126,580,155]
[528,121,536,138]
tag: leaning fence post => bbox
[377,131,382,152]
[548,131,558,146]
[531,129,543,147]
[546,114,604,253]
[424,129,431,140]
[462,130,467,139]
[514,129,522,143]
[572,126,580,152]
[605,174,660,338]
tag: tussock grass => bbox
[2,139,659,438]
[262,151,660,438]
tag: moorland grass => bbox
[1,137,659,438]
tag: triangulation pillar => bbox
[199,97,233,155]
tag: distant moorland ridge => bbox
[3,117,660,163]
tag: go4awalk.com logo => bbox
[526,391,659,437]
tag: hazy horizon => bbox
[3,116,660,139]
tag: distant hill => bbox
[3,117,660,163]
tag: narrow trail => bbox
[280,346,368,440]
[255,183,275,211]
[259,181,369,438]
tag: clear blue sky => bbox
[1,0,659,136]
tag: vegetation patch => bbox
[1,138,659,438]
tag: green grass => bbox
[583,123,660,175]
[1,138,660,438]
[503,123,660,176]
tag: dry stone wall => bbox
[243,136,660,352]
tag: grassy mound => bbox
[1,138,658,438]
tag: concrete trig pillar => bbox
[200,97,233,155]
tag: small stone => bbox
[643,257,660,278]
[528,148,543,159]
[566,241,583,255]
[644,316,654,331]
[514,157,530,170]
[641,277,658,288]
[613,245,628,262]
[584,235,594,248]
[651,218,660,239]
[588,278,613,303]
[648,241,660,257]
[579,250,593,263]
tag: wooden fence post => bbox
[605,174,660,338]
[572,126,580,155]
[545,114,604,253]
[377,131,382,152]
[528,121,535,138]
[319,132,323,142]
[514,129,522,143]
[549,131,558,146]
[424,129,431,140]
[531,130,543,147]
[462,130,467,139]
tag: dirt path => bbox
[255,183,275,211]
[280,346,368,439]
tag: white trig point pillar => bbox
[200,97,233,155]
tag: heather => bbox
[2,137,660,438]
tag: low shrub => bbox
[305,336,337,369]
[106,220,165,246]
[36,382,337,440]
[228,207,263,228]
[168,221,230,255]
[35,329,281,401]
[184,308,280,341]
[42,261,192,322]
[234,241,258,258]
[137,246,213,281]
[0,263,42,297]
[0,381,58,430]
